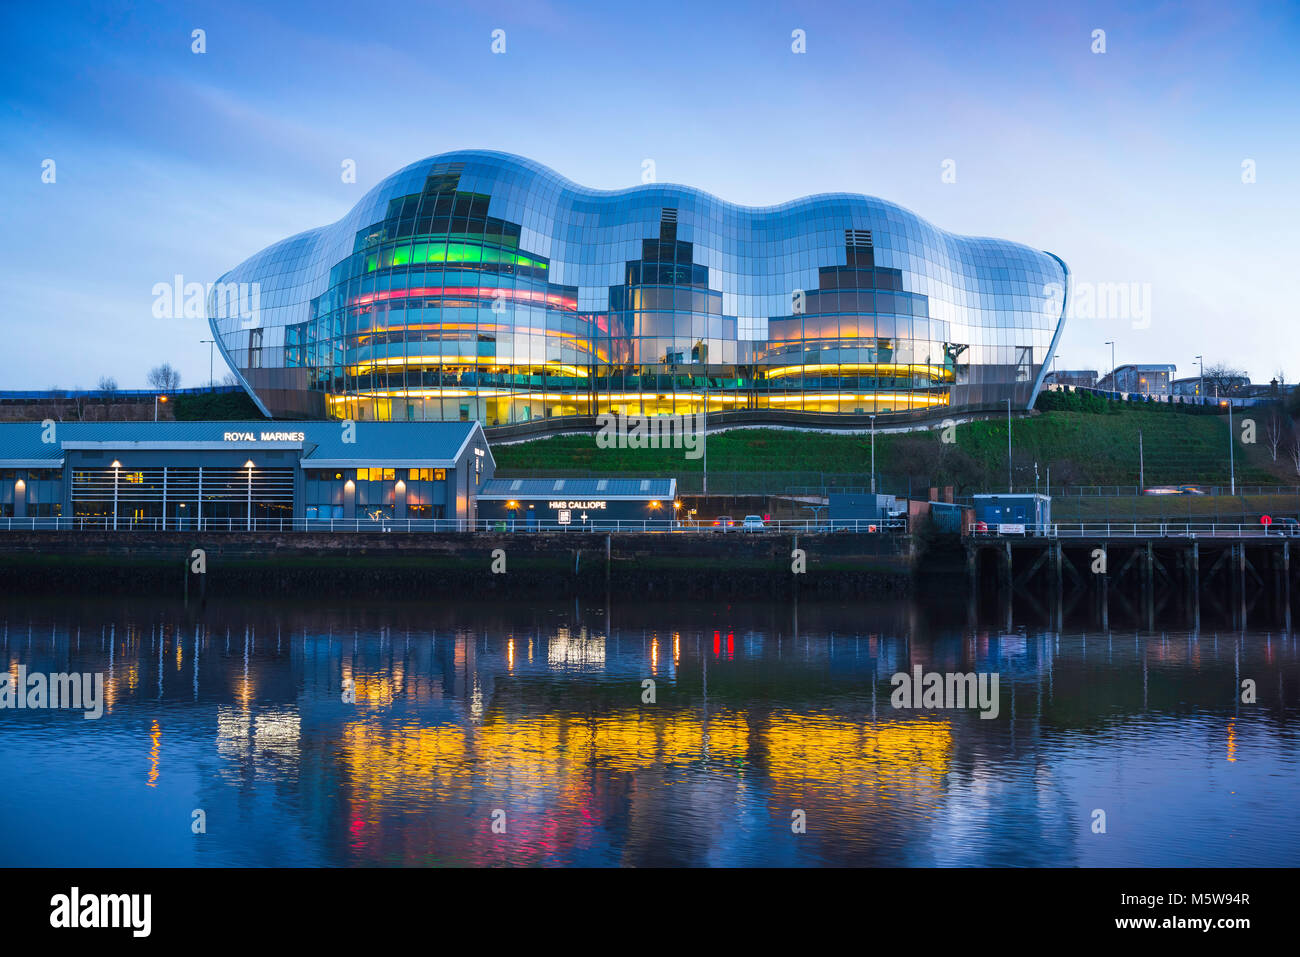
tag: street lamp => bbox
[201,339,216,388]
[1104,340,1116,391]
[111,460,121,531]
[1006,398,1013,493]
[154,394,168,421]
[1226,402,1235,495]
[869,413,877,494]
[701,369,709,497]
[244,460,255,530]
[1194,355,1204,404]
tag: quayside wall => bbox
[0,531,914,600]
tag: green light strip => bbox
[367,242,546,273]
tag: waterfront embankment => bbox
[0,531,915,599]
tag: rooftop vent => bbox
[846,229,875,267]
[660,208,678,242]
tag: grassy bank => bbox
[1051,492,1300,522]
[494,407,1296,492]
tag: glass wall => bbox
[303,467,449,521]
[70,466,293,527]
[211,151,1067,424]
[0,469,62,518]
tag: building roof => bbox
[479,477,677,500]
[0,420,492,469]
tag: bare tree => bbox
[97,375,118,392]
[1203,362,1248,398]
[1265,408,1284,462]
[146,363,181,391]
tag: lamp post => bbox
[1227,402,1235,495]
[154,394,168,421]
[701,366,709,497]
[1138,428,1144,490]
[1104,340,1116,391]
[244,460,255,531]
[1195,355,1204,405]
[1006,398,1013,493]
[201,338,215,388]
[111,460,121,531]
[869,413,877,494]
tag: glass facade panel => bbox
[210,151,1068,424]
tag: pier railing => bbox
[968,522,1299,539]
[0,516,908,535]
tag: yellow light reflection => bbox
[147,719,160,788]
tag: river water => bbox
[0,596,1296,867]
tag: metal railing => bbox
[968,522,1300,539]
[0,516,909,535]
[0,385,245,402]
[1011,485,1300,497]
[493,470,918,498]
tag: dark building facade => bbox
[1042,369,1099,389]
[477,477,677,529]
[0,421,492,528]
[1096,364,1176,395]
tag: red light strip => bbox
[351,286,577,312]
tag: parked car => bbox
[742,515,766,531]
[1143,485,1206,496]
[1273,517,1300,536]
[712,515,735,528]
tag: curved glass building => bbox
[209,150,1067,426]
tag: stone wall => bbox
[0,530,913,599]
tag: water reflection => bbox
[0,599,1296,867]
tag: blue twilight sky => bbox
[1,0,1297,390]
